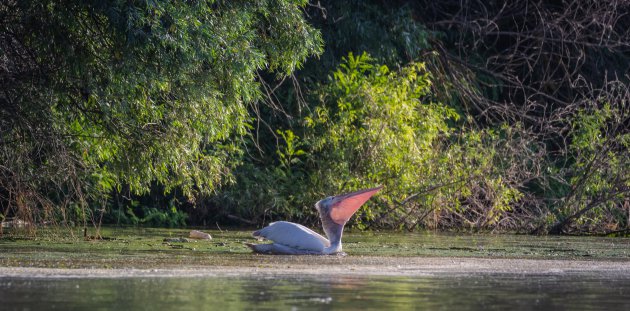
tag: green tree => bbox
[0,0,322,227]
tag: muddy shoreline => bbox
[2,256,629,278]
[2,228,629,279]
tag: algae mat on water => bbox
[0,227,629,274]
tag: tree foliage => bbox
[405,0,630,233]
[0,0,322,226]
[217,0,629,234]
[215,52,523,231]
[2,0,628,235]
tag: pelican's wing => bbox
[253,221,330,252]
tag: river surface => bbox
[2,273,629,310]
[2,228,629,309]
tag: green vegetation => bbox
[1,0,628,235]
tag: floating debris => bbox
[189,230,212,240]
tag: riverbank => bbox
[2,227,629,278]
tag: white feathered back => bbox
[253,221,330,251]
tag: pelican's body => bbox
[248,186,382,255]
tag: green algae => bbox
[344,230,630,259]
[0,227,628,269]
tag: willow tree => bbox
[0,0,322,226]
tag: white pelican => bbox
[247,186,382,255]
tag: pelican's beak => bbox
[329,186,382,225]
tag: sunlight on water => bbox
[2,274,629,310]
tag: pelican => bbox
[247,186,382,255]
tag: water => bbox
[2,228,629,310]
[2,273,629,310]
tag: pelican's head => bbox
[314,196,333,216]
